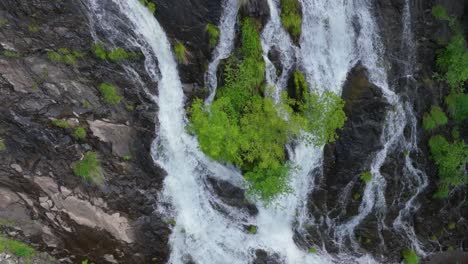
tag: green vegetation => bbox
[139,0,156,13]
[189,17,346,203]
[308,247,317,253]
[402,249,419,264]
[0,236,36,258]
[292,71,307,101]
[92,42,107,60]
[280,0,302,39]
[52,119,70,129]
[3,50,21,58]
[47,48,84,65]
[125,104,135,111]
[0,19,7,27]
[447,222,456,230]
[432,5,449,21]
[0,138,5,152]
[360,171,372,184]
[73,127,87,140]
[206,23,220,47]
[99,83,123,105]
[445,91,468,123]
[123,154,132,161]
[429,135,467,198]
[422,106,448,130]
[28,24,39,33]
[73,152,103,184]
[248,225,257,234]
[174,42,188,64]
[81,260,96,264]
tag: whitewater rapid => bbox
[85,0,428,262]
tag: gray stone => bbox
[88,120,136,157]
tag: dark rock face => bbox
[314,65,389,220]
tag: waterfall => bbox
[85,0,427,262]
[205,0,240,104]
[392,0,429,256]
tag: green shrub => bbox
[436,34,468,88]
[73,152,103,184]
[432,4,449,20]
[422,106,448,130]
[0,236,35,258]
[206,23,220,47]
[0,138,5,151]
[360,171,372,184]
[3,50,21,58]
[92,42,107,60]
[52,119,70,129]
[47,48,83,65]
[73,127,86,140]
[28,24,39,33]
[248,225,257,234]
[99,83,123,105]
[122,154,132,161]
[308,247,317,253]
[402,249,419,264]
[189,18,345,203]
[139,0,156,13]
[280,0,302,39]
[445,91,468,122]
[429,135,468,198]
[292,71,307,101]
[125,104,135,111]
[174,42,188,64]
[108,47,131,62]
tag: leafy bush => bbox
[0,138,5,151]
[0,236,35,258]
[432,5,449,20]
[248,225,257,234]
[3,50,21,58]
[280,0,302,39]
[92,42,107,60]
[73,152,103,184]
[189,16,345,203]
[52,119,70,129]
[108,47,131,62]
[174,42,188,64]
[139,0,156,13]
[422,106,448,130]
[360,171,372,184]
[73,127,86,140]
[206,23,220,47]
[308,247,317,253]
[436,34,468,88]
[47,48,84,65]
[402,249,419,264]
[445,91,468,122]
[292,71,307,101]
[429,135,468,198]
[99,83,123,105]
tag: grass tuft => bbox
[52,119,70,129]
[73,152,103,184]
[402,249,419,264]
[0,236,36,258]
[99,83,123,105]
[174,42,188,64]
[422,106,448,131]
[280,0,302,39]
[206,23,220,47]
[73,127,87,140]
[360,171,372,184]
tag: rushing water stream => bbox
[86,0,429,262]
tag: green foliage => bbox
[360,171,372,184]
[125,104,135,111]
[0,138,5,152]
[73,152,103,184]
[432,5,449,20]
[248,225,257,234]
[0,19,7,26]
[429,135,468,198]
[190,15,345,203]
[108,47,132,62]
[308,247,317,253]
[139,0,156,13]
[99,83,123,105]
[3,50,21,58]
[292,71,307,101]
[422,106,448,130]
[81,260,95,264]
[447,222,456,230]
[280,0,302,39]
[47,48,84,65]
[28,24,39,33]
[0,236,36,258]
[174,42,188,64]
[436,34,468,88]
[402,249,419,264]
[445,91,468,122]
[92,42,107,60]
[52,119,70,129]
[122,154,132,161]
[206,23,220,47]
[73,127,86,140]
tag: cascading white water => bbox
[205,0,240,104]
[261,0,297,102]
[392,0,429,256]
[86,0,428,262]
